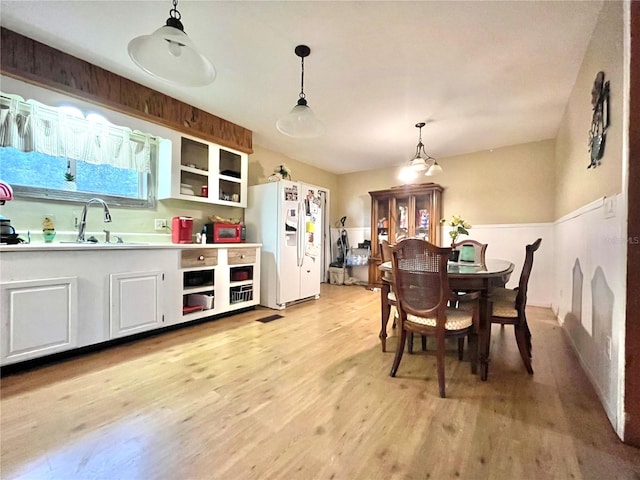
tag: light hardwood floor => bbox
[2,284,640,480]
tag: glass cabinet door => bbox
[414,193,432,240]
[394,196,410,242]
[375,197,390,245]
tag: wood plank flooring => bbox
[2,284,640,480]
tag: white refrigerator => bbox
[245,180,323,310]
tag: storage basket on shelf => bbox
[230,284,253,303]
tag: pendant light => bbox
[128,0,215,86]
[276,45,324,138]
[399,122,441,181]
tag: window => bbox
[0,92,165,208]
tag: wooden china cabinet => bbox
[367,183,443,288]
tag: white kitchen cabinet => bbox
[109,271,164,338]
[0,277,78,364]
[158,134,248,207]
[0,248,177,366]
[226,247,260,311]
[0,244,261,366]
[177,246,260,323]
[180,248,218,322]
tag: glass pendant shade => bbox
[425,161,443,176]
[276,100,324,138]
[408,156,430,171]
[277,44,323,138]
[128,8,215,87]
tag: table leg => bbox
[478,291,492,381]
[380,281,391,352]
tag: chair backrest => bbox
[391,238,451,324]
[451,239,488,264]
[516,238,542,310]
[380,240,393,263]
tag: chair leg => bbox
[437,334,446,398]
[524,319,532,356]
[514,324,534,374]
[390,305,398,329]
[421,335,427,351]
[390,328,407,377]
[457,337,464,360]
[408,332,414,354]
[468,332,478,375]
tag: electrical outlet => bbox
[605,336,612,360]
[72,210,79,228]
[154,218,167,230]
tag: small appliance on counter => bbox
[0,218,20,244]
[172,216,193,244]
[205,222,246,243]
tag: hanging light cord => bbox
[299,55,306,101]
[166,0,184,31]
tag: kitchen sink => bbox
[60,241,149,246]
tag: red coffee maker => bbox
[172,216,193,244]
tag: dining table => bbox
[379,258,515,381]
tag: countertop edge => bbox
[0,243,262,252]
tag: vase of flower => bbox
[440,215,472,261]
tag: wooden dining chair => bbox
[490,238,542,374]
[389,238,479,398]
[451,239,488,264]
[450,239,489,312]
[380,240,398,328]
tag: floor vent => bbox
[256,314,284,324]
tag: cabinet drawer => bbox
[228,248,256,265]
[181,249,218,268]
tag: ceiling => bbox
[0,1,603,174]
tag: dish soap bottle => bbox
[42,216,56,243]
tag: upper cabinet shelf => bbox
[159,134,248,207]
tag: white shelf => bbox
[159,134,248,208]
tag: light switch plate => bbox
[604,196,616,219]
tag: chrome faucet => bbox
[77,198,112,242]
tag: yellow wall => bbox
[336,139,556,228]
[248,144,339,219]
[554,0,623,218]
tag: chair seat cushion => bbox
[492,288,518,318]
[407,308,473,330]
[492,287,516,299]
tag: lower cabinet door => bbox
[110,271,163,338]
[1,277,78,365]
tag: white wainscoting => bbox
[551,194,626,436]
[447,224,554,307]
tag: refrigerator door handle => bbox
[297,201,305,267]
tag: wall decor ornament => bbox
[588,71,610,169]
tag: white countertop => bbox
[0,242,261,252]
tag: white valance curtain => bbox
[0,92,157,173]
